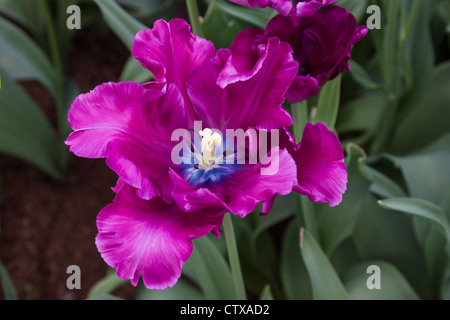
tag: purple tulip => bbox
[228,0,338,17]
[65,18,347,289]
[226,6,368,103]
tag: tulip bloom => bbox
[65,18,347,289]
[228,0,338,17]
[224,5,368,103]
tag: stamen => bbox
[198,128,222,167]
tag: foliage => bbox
[1,0,449,300]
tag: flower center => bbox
[196,128,223,168]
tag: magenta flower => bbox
[224,6,368,103]
[228,0,338,17]
[65,18,347,289]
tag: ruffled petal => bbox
[292,122,347,206]
[187,37,298,131]
[66,82,185,202]
[263,6,367,103]
[132,18,215,124]
[96,184,225,290]
[293,0,338,17]
[285,75,320,104]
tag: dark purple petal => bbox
[228,0,337,16]
[293,0,338,17]
[96,184,225,290]
[292,122,347,206]
[66,82,185,202]
[285,75,320,104]
[262,5,367,102]
[187,37,298,131]
[132,18,215,124]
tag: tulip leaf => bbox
[87,270,127,300]
[0,16,60,99]
[259,284,274,300]
[0,261,17,300]
[0,0,42,36]
[280,220,312,300]
[212,0,274,29]
[337,0,369,23]
[384,133,450,216]
[344,261,420,300]
[252,193,296,243]
[336,91,385,134]
[365,165,407,199]
[348,60,380,90]
[190,235,236,299]
[300,228,349,299]
[136,277,205,300]
[93,0,146,51]
[317,144,371,256]
[352,194,432,298]
[391,62,450,155]
[0,73,63,179]
[378,198,450,251]
[203,0,245,49]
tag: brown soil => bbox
[0,30,137,299]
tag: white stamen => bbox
[197,128,222,167]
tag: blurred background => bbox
[0,0,449,300]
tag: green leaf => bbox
[336,91,385,134]
[352,194,431,299]
[386,133,450,215]
[391,62,450,155]
[378,198,450,251]
[442,261,450,300]
[383,134,450,295]
[312,74,342,130]
[86,270,127,300]
[0,16,60,99]
[190,235,236,299]
[259,284,274,300]
[213,0,274,29]
[0,0,43,35]
[300,228,349,300]
[0,73,63,179]
[88,293,123,300]
[0,261,17,300]
[365,165,407,198]
[136,277,205,300]
[203,0,244,49]
[317,144,372,256]
[344,261,420,300]
[93,0,146,50]
[280,220,312,300]
[348,60,380,90]
[337,0,369,22]
[252,193,296,243]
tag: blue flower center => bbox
[176,128,239,188]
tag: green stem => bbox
[223,213,246,300]
[298,195,319,240]
[291,101,309,143]
[185,0,204,37]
